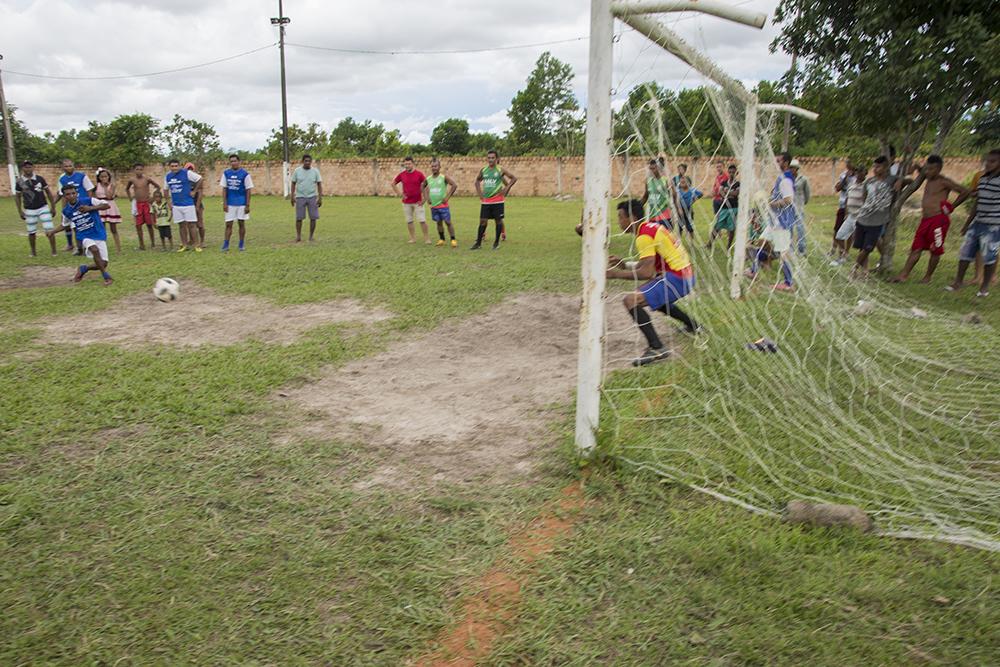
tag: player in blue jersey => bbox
[164,159,204,252]
[47,184,113,285]
[55,159,96,255]
[219,153,254,252]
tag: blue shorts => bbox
[959,222,1000,265]
[431,207,451,223]
[639,273,694,311]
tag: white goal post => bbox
[575,0,817,455]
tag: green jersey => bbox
[646,176,671,221]
[480,166,505,202]
[427,174,449,208]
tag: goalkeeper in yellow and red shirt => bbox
[607,199,700,366]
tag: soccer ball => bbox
[153,277,180,302]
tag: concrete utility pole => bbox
[271,1,291,197]
[0,55,18,195]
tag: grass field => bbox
[2,195,997,665]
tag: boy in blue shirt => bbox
[675,176,702,239]
[47,184,113,285]
[219,153,254,251]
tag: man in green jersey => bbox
[472,150,518,250]
[422,158,459,247]
[640,158,673,226]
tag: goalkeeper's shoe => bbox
[435,239,446,247]
[632,347,671,367]
[451,239,458,248]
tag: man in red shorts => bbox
[893,155,971,283]
[125,163,162,250]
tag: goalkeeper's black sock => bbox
[476,222,487,244]
[658,304,698,332]
[494,221,503,245]
[630,305,663,349]
[437,223,446,241]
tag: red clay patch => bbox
[411,480,586,667]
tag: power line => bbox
[286,36,589,56]
[2,43,276,81]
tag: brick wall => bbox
[4,156,985,199]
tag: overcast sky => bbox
[0,0,790,151]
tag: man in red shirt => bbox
[393,157,429,244]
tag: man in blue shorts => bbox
[47,184,113,285]
[422,158,458,247]
[606,198,700,367]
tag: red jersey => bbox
[712,173,728,202]
[394,169,426,204]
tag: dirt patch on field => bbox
[39,282,392,348]
[280,293,664,489]
[0,266,74,290]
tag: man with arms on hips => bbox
[125,163,162,251]
[164,159,204,253]
[946,148,1000,297]
[220,153,254,252]
[422,157,459,247]
[48,184,113,285]
[472,150,517,250]
[393,156,429,244]
[15,161,58,257]
[56,159,96,255]
[893,155,971,283]
[290,154,322,243]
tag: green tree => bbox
[468,131,504,155]
[264,122,328,159]
[327,117,402,157]
[0,105,54,164]
[613,83,723,157]
[430,118,470,155]
[508,52,581,154]
[772,0,1000,271]
[87,113,160,171]
[163,114,224,167]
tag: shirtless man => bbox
[893,155,971,283]
[125,163,163,250]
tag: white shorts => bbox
[25,206,54,234]
[403,202,426,224]
[82,238,109,263]
[835,214,857,241]
[173,205,198,223]
[224,206,249,222]
[763,227,792,254]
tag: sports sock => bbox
[79,264,89,275]
[494,222,503,245]
[667,304,697,332]
[630,305,663,349]
[65,231,73,246]
[101,271,111,280]
[475,223,487,244]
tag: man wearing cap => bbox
[790,159,811,254]
[15,161,58,257]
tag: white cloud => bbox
[0,0,789,151]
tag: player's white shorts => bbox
[763,226,792,253]
[82,238,109,263]
[25,206,54,234]
[173,205,198,223]
[224,206,249,222]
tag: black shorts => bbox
[480,203,505,221]
[158,225,172,239]
[853,224,883,251]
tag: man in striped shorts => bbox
[15,161,57,257]
[947,149,1000,297]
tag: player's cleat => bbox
[977,290,990,298]
[102,272,113,286]
[436,239,446,247]
[194,246,203,253]
[221,240,230,252]
[470,243,482,250]
[177,245,187,253]
[492,241,500,250]
[73,265,87,283]
[682,324,705,337]
[451,239,458,248]
[238,241,246,252]
[632,347,671,367]
[773,282,795,292]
